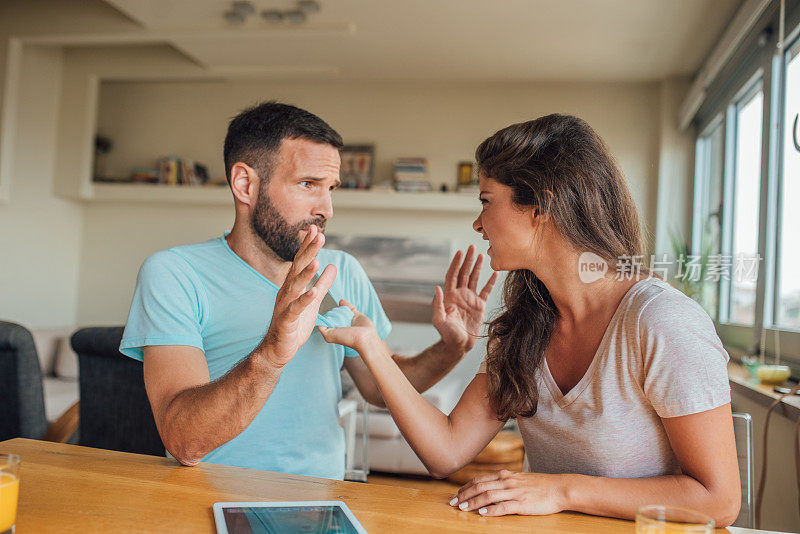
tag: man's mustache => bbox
[303,219,327,232]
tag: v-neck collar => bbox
[220,232,282,291]
[218,232,342,328]
[541,278,649,409]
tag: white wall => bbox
[95,78,662,202]
[654,78,695,257]
[0,0,141,328]
[0,45,84,328]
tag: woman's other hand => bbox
[450,469,568,517]
[434,245,498,355]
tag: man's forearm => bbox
[394,340,464,393]
[161,344,283,465]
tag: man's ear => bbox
[229,162,259,206]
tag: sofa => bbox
[29,327,80,423]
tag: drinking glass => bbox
[636,505,714,534]
[0,455,20,534]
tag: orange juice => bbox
[0,473,18,531]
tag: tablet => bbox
[212,501,368,534]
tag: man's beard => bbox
[251,188,326,262]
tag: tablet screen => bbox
[222,505,361,534]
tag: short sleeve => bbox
[639,290,730,418]
[119,250,207,361]
[341,253,392,358]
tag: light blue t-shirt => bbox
[119,234,391,480]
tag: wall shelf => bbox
[83,183,480,213]
[87,183,230,205]
[332,189,478,213]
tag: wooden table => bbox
[0,439,769,533]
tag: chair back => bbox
[0,321,48,441]
[732,412,754,528]
[71,327,164,456]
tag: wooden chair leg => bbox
[42,401,79,443]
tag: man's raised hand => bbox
[261,225,336,367]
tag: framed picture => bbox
[324,234,451,323]
[457,161,479,192]
[457,161,474,187]
[340,145,375,189]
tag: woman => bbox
[319,114,741,526]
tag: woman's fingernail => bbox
[458,502,468,511]
[478,508,487,515]
[449,497,458,506]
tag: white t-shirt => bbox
[477,277,730,478]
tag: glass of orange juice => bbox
[0,455,20,534]
[636,505,714,533]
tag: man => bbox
[120,101,497,480]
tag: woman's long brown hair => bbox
[476,114,646,420]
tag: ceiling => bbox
[103,0,744,81]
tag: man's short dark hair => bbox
[223,101,343,184]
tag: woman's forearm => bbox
[357,337,467,476]
[561,472,740,527]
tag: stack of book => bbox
[130,167,160,183]
[151,157,210,186]
[393,157,431,192]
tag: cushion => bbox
[29,327,76,377]
[42,376,79,423]
[53,337,79,379]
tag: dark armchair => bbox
[71,326,164,456]
[0,320,78,443]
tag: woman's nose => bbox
[472,214,483,234]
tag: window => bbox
[777,37,800,330]
[691,2,800,368]
[728,86,763,326]
[694,121,725,319]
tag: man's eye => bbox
[479,198,488,204]
[300,181,313,188]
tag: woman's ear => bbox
[531,189,554,227]
[229,162,259,206]
[530,206,551,226]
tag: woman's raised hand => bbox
[434,245,499,355]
